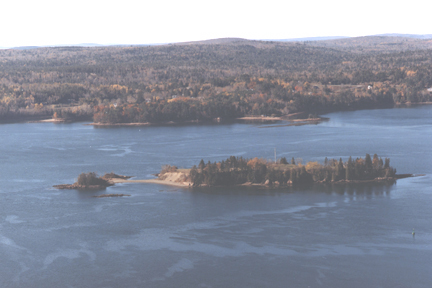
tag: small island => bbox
[53,172,132,190]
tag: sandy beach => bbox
[110,178,192,187]
[29,118,68,123]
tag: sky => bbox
[1,0,431,47]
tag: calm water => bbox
[0,106,431,288]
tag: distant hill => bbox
[75,43,104,47]
[4,34,432,50]
[11,46,40,50]
[174,38,251,45]
[269,36,349,42]
[307,35,432,52]
[8,43,107,50]
[375,33,432,39]
[270,34,432,42]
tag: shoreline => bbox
[53,173,133,190]
[29,118,69,123]
[86,122,152,127]
[394,101,432,106]
[87,117,325,127]
[2,103,428,126]
[108,173,419,189]
[53,170,422,191]
[237,116,283,121]
[85,119,203,127]
[110,178,192,187]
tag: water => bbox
[0,106,431,287]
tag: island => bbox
[53,172,132,190]
[71,154,414,190]
[153,154,409,188]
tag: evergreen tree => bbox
[291,157,296,165]
[187,154,396,187]
[354,160,361,179]
[384,158,390,169]
[220,160,226,171]
[346,156,353,180]
[290,169,297,185]
[190,165,198,182]
[372,154,379,170]
[337,158,344,180]
[198,159,205,170]
[365,153,372,177]
[325,170,330,182]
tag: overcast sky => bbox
[1,0,431,47]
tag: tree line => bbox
[184,154,396,187]
[1,38,432,123]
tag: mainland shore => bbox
[86,116,324,127]
[26,102,432,127]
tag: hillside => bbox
[1,36,432,123]
[309,36,432,52]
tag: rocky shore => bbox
[54,173,132,190]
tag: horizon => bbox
[2,33,432,49]
[2,0,431,48]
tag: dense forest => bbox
[1,36,432,123]
[178,153,397,187]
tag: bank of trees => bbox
[188,154,396,187]
[1,38,432,123]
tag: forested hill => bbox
[1,36,432,123]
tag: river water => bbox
[0,106,431,287]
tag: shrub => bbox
[160,165,178,174]
[76,172,109,186]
